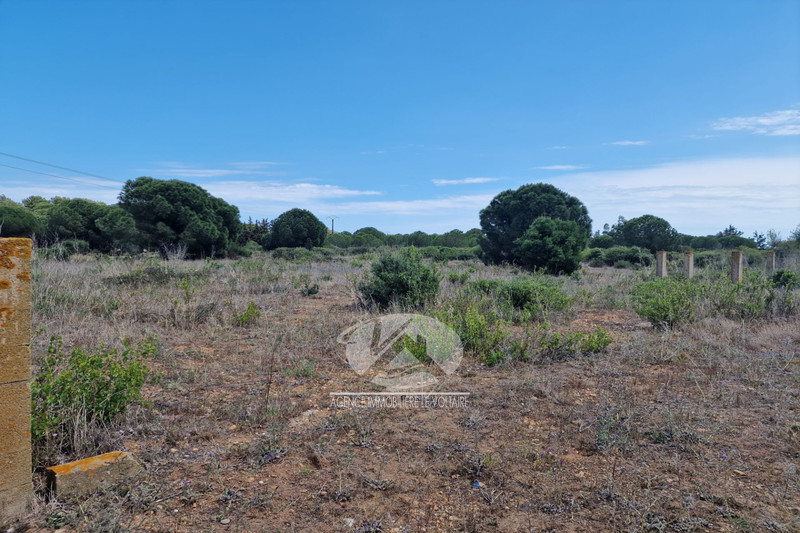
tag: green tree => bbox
[44,198,109,249]
[352,227,387,248]
[717,225,743,237]
[0,203,42,237]
[268,208,327,249]
[610,214,679,253]
[479,183,591,265]
[513,217,584,274]
[119,177,241,257]
[94,206,138,253]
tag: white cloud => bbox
[432,177,503,186]
[142,161,287,178]
[331,194,496,216]
[548,145,569,150]
[610,140,649,146]
[549,156,800,236]
[712,109,800,136]
[204,181,382,203]
[533,165,587,171]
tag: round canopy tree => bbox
[611,214,679,253]
[268,208,327,249]
[479,183,591,267]
[0,203,42,237]
[119,177,241,257]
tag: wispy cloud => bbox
[432,177,503,186]
[533,165,587,171]
[204,181,382,204]
[548,145,569,150]
[712,109,800,136]
[609,140,649,146]
[331,194,496,216]
[142,161,287,179]
[549,156,800,235]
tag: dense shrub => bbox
[417,246,480,261]
[602,246,653,267]
[631,278,704,329]
[271,247,315,261]
[358,247,441,309]
[32,337,156,464]
[632,272,792,329]
[505,277,573,321]
[434,302,508,365]
[772,269,797,290]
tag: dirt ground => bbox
[9,256,800,532]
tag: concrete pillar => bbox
[765,251,776,274]
[684,250,694,279]
[730,250,743,283]
[655,251,667,278]
[0,238,33,520]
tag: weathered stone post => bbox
[0,238,33,519]
[730,250,743,283]
[684,250,694,279]
[765,250,776,274]
[655,251,667,278]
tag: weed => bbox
[301,282,320,297]
[234,301,261,327]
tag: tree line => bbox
[1,177,797,272]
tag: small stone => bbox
[220,519,230,525]
[170,448,178,453]
[229,425,237,431]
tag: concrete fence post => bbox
[765,250,776,274]
[684,250,694,279]
[655,251,667,278]
[730,250,743,283]
[0,238,33,520]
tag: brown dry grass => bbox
[7,252,800,532]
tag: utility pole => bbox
[326,215,339,234]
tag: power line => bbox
[0,163,122,191]
[0,151,123,184]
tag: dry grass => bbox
[7,251,799,532]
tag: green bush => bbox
[235,301,261,327]
[505,277,572,322]
[602,246,653,267]
[631,278,704,329]
[271,247,315,261]
[358,247,441,310]
[583,248,604,262]
[434,303,508,365]
[536,326,611,361]
[32,336,156,462]
[705,272,776,320]
[469,279,503,294]
[447,271,470,284]
[772,269,798,290]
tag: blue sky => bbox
[1,1,798,236]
